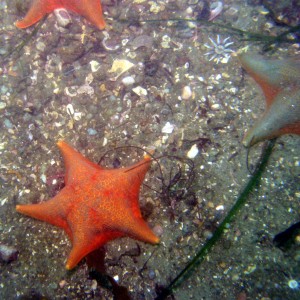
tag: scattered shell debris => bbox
[1,0,299,299]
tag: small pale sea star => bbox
[204,35,234,64]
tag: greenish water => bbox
[0,0,299,299]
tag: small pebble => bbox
[91,279,97,291]
[4,118,13,129]
[36,41,46,52]
[203,230,213,239]
[49,283,57,289]
[87,128,97,135]
[122,76,135,86]
[59,280,67,288]
[148,269,156,280]
[1,85,8,94]
[131,35,153,50]
[211,103,220,110]
[153,224,164,237]
[0,244,19,263]
[40,174,47,184]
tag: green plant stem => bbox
[155,139,276,300]
[3,17,46,60]
[140,18,300,46]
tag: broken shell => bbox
[161,35,171,48]
[162,122,174,134]
[54,8,72,27]
[209,1,223,21]
[181,86,192,100]
[73,112,82,121]
[132,86,147,96]
[89,60,101,73]
[64,86,78,97]
[187,144,199,159]
[102,31,121,52]
[109,59,135,80]
[66,104,75,115]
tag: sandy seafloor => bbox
[1,0,300,299]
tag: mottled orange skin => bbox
[16,0,105,30]
[16,141,159,270]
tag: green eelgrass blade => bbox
[155,139,276,300]
[138,19,300,49]
[2,16,46,61]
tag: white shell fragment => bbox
[161,35,171,48]
[73,112,82,121]
[102,31,121,52]
[66,104,82,121]
[122,76,135,86]
[216,205,225,210]
[66,104,75,115]
[54,8,72,27]
[108,59,135,80]
[89,60,101,72]
[181,86,192,100]
[132,86,147,96]
[187,144,199,159]
[162,122,175,134]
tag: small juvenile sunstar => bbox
[204,35,234,64]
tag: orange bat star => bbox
[238,53,300,147]
[16,0,106,30]
[16,141,159,270]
